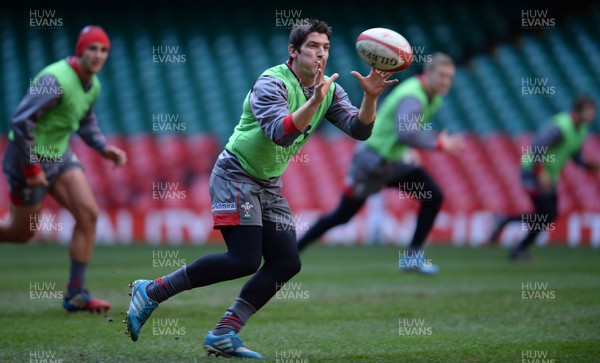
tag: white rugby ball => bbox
[356,27,413,72]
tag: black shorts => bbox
[346,143,419,199]
[2,141,82,206]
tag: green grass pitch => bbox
[1,243,599,362]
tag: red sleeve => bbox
[282,114,298,135]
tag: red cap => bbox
[75,26,110,56]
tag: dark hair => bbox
[288,19,332,63]
[423,52,454,72]
[572,94,596,112]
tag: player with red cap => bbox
[0,25,126,313]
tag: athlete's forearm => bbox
[325,84,371,140]
[396,98,437,149]
[356,93,378,126]
[348,118,373,140]
[77,107,108,154]
[291,97,319,132]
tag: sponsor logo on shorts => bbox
[211,202,237,213]
[22,188,33,202]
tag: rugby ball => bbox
[356,28,413,72]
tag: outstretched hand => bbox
[312,60,339,103]
[438,131,465,155]
[351,67,398,98]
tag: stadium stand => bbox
[0,1,598,245]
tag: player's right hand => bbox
[26,171,49,187]
[439,131,465,155]
[350,67,398,99]
[104,145,127,168]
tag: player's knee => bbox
[289,258,302,277]
[237,258,262,276]
[546,209,558,222]
[74,204,99,227]
[536,203,558,222]
[277,257,302,279]
[428,188,444,207]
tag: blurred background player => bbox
[0,26,127,312]
[489,94,599,260]
[125,18,397,359]
[297,52,464,275]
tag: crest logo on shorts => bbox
[241,202,254,219]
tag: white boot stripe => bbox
[133,298,142,312]
[131,302,140,315]
[135,290,145,304]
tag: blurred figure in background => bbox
[0,26,127,312]
[297,52,464,275]
[489,94,599,260]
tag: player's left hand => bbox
[103,145,127,167]
[350,67,398,98]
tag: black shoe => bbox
[509,247,532,262]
